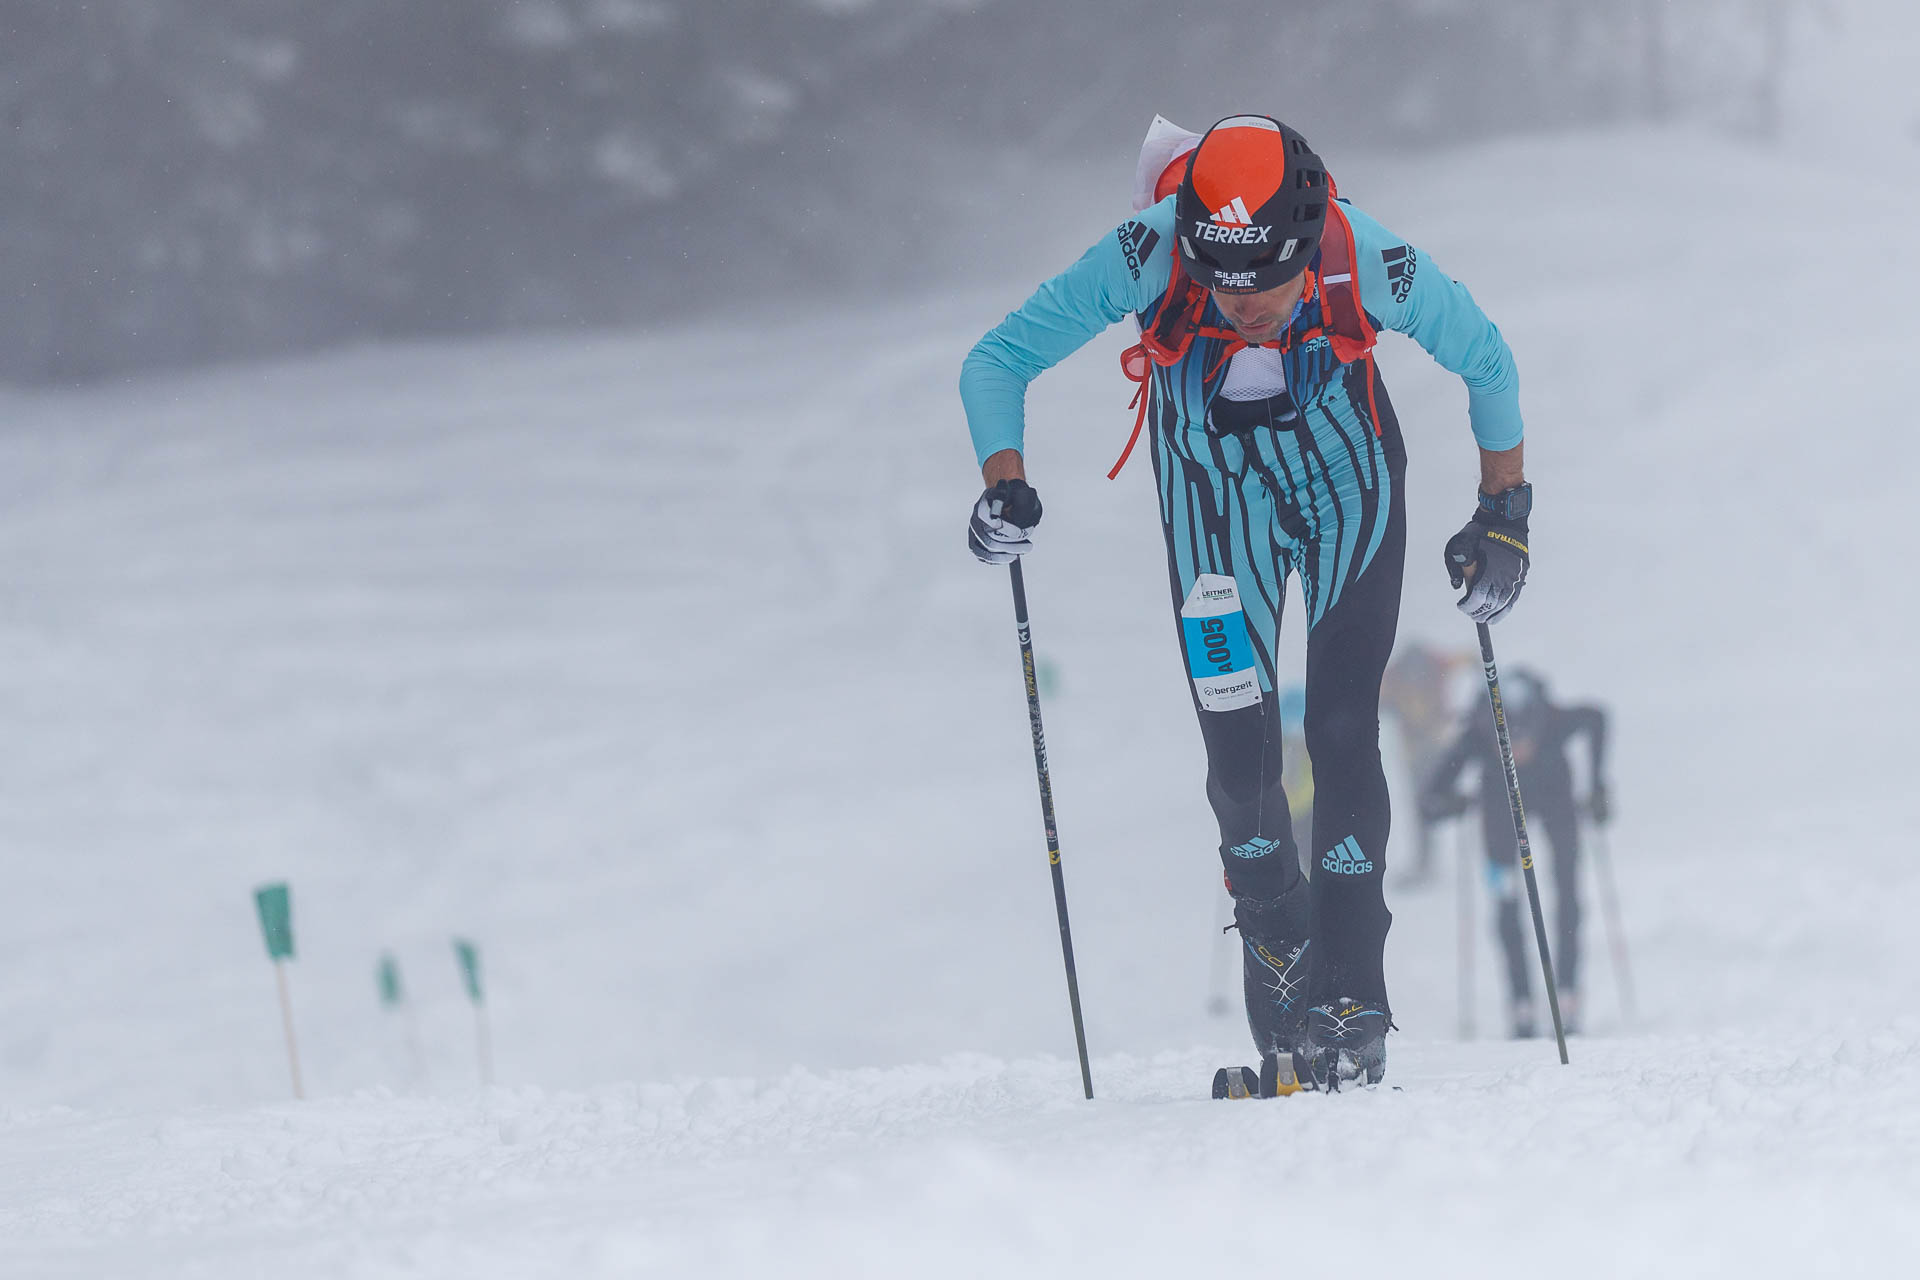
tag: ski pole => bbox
[1589,823,1638,1025]
[1473,622,1569,1065]
[1454,818,1475,1041]
[1007,559,1094,1099]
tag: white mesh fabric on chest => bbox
[1218,345,1288,402]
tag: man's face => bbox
[1210,272,1309,346]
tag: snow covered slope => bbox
[3,128,1918,1275]
[10,1036,1920,1277]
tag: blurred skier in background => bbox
[957,113,1532,1091]
[1421,668,1610,1036]
[1380,642,1478,885]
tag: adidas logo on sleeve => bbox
[1320,836,1375,876]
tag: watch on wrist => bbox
[1477,482,1532,522]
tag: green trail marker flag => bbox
[453,937,493,1087]
[379,951,424,1088]
[453,938,484,1004]
[253,883,294,960]
[377,952,404,1009]
[252,881,303,1099]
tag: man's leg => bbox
[1149,420,1306,1056]
[1236,364,1407,1083]
[1297,473,1406,1011]
[1201,691,1312,1055]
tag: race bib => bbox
[1180,574,1261,712]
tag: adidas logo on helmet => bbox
[1212,196,1254,227]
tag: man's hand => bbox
[1586,782,1612,826]
[967,477,1043,565]
[1445,501,1529,625]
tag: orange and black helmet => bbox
[1175,115,1329,294]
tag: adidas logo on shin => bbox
[1320,836,1374,876]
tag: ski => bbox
[1211,1051,1311,1099]
[1211,1065,1259,1099]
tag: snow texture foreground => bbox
[9,1036,1920,1277]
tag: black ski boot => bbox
[1229,886,1312,1063]
[1304,997,1391,1091]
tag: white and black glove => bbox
[1444,487,1530,624]
[967,478,1043,565]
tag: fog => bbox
[0,0,1853,383]
[4,3,1920,1276]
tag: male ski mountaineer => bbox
[1422,669,1609,1037]
[959,115,1532,1090]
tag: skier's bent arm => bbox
[1346,204,1524,453]
[958,209,1169,565]
[959,221,1149,469]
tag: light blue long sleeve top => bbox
[959,195,1523,466]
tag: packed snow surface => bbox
[3,129,1919,1275]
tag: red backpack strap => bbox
[1109,226,1206,479]
[1110,320,1247,480]
[1109,343,1154,479]
[1315,203,1379,364]
[1139,265,1205,364]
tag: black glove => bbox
[1587,783,1612,826]
[1419,790,1472,824]
[1445,504,1529,625]
[967,478,1043,565]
